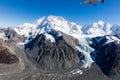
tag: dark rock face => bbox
[24,33,81,71]
[2,28,26,44]
[0,28,25,64]
[0,49,19,64]
[0,43,19,64]
[0,27,26,41]
[4,28,16,39]
[90,36,120,76]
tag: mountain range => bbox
[0,15,120,80]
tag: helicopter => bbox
[80,0,104,6]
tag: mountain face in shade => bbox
[90,36,120,76]
[24,33,81,71]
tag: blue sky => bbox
[0,0,120,27]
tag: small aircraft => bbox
[80,0,104,6]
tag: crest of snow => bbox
[98,20,104,26]
[36,17,46,25]
[82,21,112,36]
[87,27,105,36]
[13,23,35,37]
[30,15,83,41]
[19,23,34,28]
[44,33,55,42]
[104,23,112,35]
[103,36,120,46]
[13,16,120,38]
[13,15,82,39]
[13,28,31,37]
[46,15,82,35]
[13,17,46,37]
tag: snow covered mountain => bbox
[13,15,120,69]
[15,16,94,68]
[82,20,120,36]
[13,16,120,38]
[0,15,120,79]
[13,16,82,37]
[82,20,112,36]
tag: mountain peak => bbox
[36,17,46,25]
[35,15,82,36]
[47,15,65,21]
[13,16,120,37]
[98,20,105,26]
[93,20,105,27]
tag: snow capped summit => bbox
[98,20,104,26]
[82,20,112,36]
[42,16,82,36]
[47,15,65,22]
[13,17,46,37]
[13,16,120,38]
[13,23,35,37]
[36,17,46,25]
[13,15,83,38]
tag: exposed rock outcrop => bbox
[0,41,19,64]
[24,33,81,71]
[90,36,120,76]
